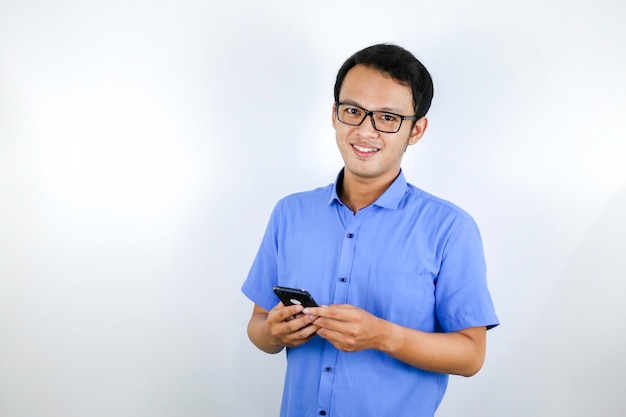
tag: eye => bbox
[344,106,362,116]
[378,113,399,122]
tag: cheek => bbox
[334,125,351,142]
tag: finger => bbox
[315,326,344,344]
[279,321,321,347]
[303,305,356,323]
[284,312,319,332]
[302,305,330,319]
[270,316,309,341]
[288,322,321,340]
[269,303,304,323]
[314,316,350,333]
[283,328,319,347]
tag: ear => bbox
[408,117,428,146]
[331,102,337,129]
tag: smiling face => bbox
[333,64,427,188]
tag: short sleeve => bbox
[241,202,282,312]
[435,215,499,332]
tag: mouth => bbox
[352,144,380,156]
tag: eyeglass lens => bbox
[336,103,403,133]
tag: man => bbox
[242,43,499,417]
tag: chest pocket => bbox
[365,267,432,329]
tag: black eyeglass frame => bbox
[335,101,419,133]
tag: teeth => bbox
[353,144,378,152]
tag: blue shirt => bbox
[242,170,499,417]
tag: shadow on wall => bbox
[524,183,626,416]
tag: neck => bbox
[339,169,399,214]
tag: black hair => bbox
[333,43,434,119]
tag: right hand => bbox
[266,302,320,347]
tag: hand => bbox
[302,305,387,352]
[266,302,320,348]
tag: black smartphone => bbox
[273,286,319,307]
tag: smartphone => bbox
[273,286,319,307]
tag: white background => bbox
[1,1,625,416]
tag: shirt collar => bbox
[327,169,408,210]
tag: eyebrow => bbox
[340,99,404,114]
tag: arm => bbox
[382,320,486,376]
[247,303,320,354]
[303,305,486,377]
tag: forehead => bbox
[339,64,414,113]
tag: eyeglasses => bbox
[335,102,418,133]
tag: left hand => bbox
[302,304,386,352]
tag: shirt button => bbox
[339,277,347,282]
[347,233,354,238]
[325,367,332,372]
[319,412,327,416]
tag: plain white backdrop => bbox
[1,1,625,416]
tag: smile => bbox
[352,144,379,153]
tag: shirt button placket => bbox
[318,215,362,416]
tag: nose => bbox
[358,111,380,135]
